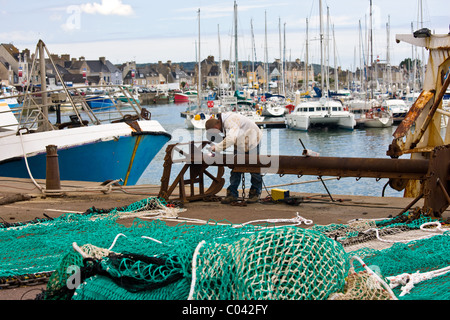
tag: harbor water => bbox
[135,103,407,198]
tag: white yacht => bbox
[286,98,356,131]
[261,95,286,117]
[381,99,409,123]
[345,99,376,126]
[363,107,394,128]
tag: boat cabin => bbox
[294,102,346,114]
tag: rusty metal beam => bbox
[393,91,435,140]
[217,155,430,180]
[410,74,450,149]
[422,144,450,216]
[174,142,430,180]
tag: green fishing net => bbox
[0,197,449,300]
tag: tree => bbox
[399,58,422,72]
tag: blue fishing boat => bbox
[0,109,171,185]
[85,95,116,109]
[0,40,171,188]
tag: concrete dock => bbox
[0,176,447,300]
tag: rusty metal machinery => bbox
[158,141,450,218]
[387,33,450,198]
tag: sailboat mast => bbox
[251,19,255,77]
[359,19,365,95]
[370,0,374,99]
[319,0,324,95]
[279,18,282,95]
[333,24,338,93]
[265,11,268,93]
[305,18,309,93]
[197,9,201,106]
[234,1,238,91]
[218,24,222,97]
[326,6,330,96]
[283,22,286,96]
[386,15,392,94]
[38,40,49,131]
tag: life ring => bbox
[285,104,295,113]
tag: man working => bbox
[205,112,263,204]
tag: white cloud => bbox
[80,0,134,16]
[0,31,41,43]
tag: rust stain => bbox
[393,90,435,139]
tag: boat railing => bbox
[2,85,146,133]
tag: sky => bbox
[0,0,448,70]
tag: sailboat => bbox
[185,10,229,129]
[185,9,210,130]
[260,94,287,117]
[261,19,288,118]
[0,40,171,187]
[286,0,355,131]
[232,1,264,123]
[381,99,408,123]
[363,104,393,128]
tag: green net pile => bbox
[0,197,449,300]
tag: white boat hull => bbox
[286,99,356,131]
[0,119,171,185]
[286,113,355,130]
[261,104,285,117]
[185,117,207,129]
[363,116,393,128]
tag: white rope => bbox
[72,242,90,259]
[364,220,447,244]
[19,130,44,193]
[240,212,313,228]
[18,130,130,195]
[188,240,206,300]
[350,255,398,300]
[141,236,164,244]
[387,266,450,297]
[419,221,447,233]
[108,233,127,251]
